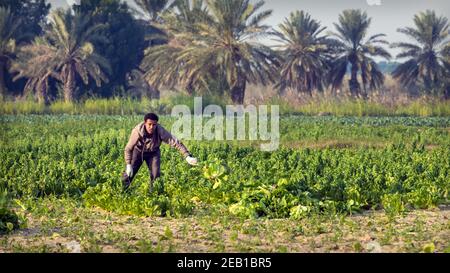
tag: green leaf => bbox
[213,181,222,190]
[163,226,173,240]
[277,178,288,187]
[6,222,14,232]
[423,243,435,253]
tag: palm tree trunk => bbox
[361,81,368,99]
[185,79,195,95]
[148,86,160,99]
[230,73,246,104]
[64,68,75,103]
[0,60,7,99]
[37,80,49,105]
[349,63,360,97]
[37,89,47,105]
[444,82,450,100]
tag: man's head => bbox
[144,113,159,135]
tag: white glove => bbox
[186,156,198,166]
[126,164,133,177]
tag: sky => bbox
[49,0,450,60]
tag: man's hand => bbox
[126,164,133,178]
[186,156,198,166]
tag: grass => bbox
[271,96,450,117]
[0,98,153,115]
[1,95,449,117]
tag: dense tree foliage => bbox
[0,0,50,97]
[328,9,391,97]
[0,1,448,102]
[72,0,145,98]
[11,9,111,103]
[392,10,450,98]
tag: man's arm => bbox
[158,125,191,158]
[124,128,140,164]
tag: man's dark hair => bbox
[144,113,159,122]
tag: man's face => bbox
[145,119,158,135]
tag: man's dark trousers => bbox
[127,148,161,185]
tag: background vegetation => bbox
[0,0,448,108]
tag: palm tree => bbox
[11,9,111,103]
[140,0,213,95]
[141,0,280,104]
[134,0,169,22]
[0,7,22,98]
[392,10,450,97]
[328,9,391,97]
[273,10,333,95]
[11,37,55,104]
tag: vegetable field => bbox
[0,115,449,252]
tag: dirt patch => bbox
[1,206,449,253]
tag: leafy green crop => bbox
[0,189,19,234]
[1,115,449,220]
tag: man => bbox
[123,113,198,190]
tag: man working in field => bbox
[122,113,198,190]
